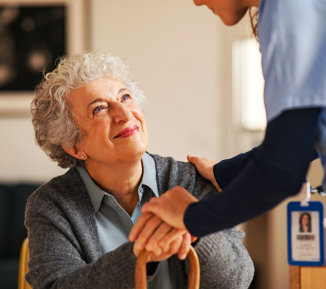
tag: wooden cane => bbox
[135,246,200,289]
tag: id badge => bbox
[287,201,325,266]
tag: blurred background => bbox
[0,1,325,289]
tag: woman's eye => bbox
[93,105,107,115]
[121,94,131,101]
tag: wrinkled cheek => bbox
[136,133,148,152]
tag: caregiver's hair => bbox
[31,52,146,168]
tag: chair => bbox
[18,238,32,289]
[135,246,200,289]
[290,265,326,289]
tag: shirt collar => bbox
[76,152,159,213]
[140,152,159,198]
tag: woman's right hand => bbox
[131,213,192,262]
[187,155,222,192]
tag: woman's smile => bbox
[114,125,140,139]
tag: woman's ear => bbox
[62,143,87,160]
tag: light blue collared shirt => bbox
[258,0,326,122]
[77,153,174,289]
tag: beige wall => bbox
[0,117,66,182]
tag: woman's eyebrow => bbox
[87,98,105,110]
[118,87,128,95]
[86,88,128,109]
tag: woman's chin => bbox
[118,143,148,161]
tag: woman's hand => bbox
[130,213,193,261]
[187,155,222,191]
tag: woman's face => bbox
[301,214,310,225]
[68,75,148,166]
[193,0,250,26]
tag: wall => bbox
[0,117,66,182]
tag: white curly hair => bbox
[31,52,146,168]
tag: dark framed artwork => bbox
[0,0,86,115]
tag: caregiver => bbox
[130,0,326,245]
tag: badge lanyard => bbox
[287,182,325,266]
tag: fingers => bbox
[212,178,222,192]
[129,212,153,242]
[145,222,171,251]
[187,154,195,163]
[131,186,199,263]
[142,188,196,231]
[187,154,198,164]
[132,216,193,262]
[170,236,183,256]
[133,214,163,252]
[187,154,210,167]
[178,233,191,260]
[146,232,191,262]
[187,154,222,192]
[190,235,198,243]
[159,228,185,251]
[141,197,165,216]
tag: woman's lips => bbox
[114,125,140,139]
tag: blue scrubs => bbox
[184,0,326,237]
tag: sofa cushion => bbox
[0,184,39,258]
[0,258,19,289]
[0,186,10,258]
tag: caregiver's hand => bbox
[130,187,198,259]
[187,155,222,192]
[141,186,198,230]
[130,212,192,260]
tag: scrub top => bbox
[259,0,326,187]
[258,0,326,122]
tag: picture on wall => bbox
[0,4,66,92]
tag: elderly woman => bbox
[25,52,254,289]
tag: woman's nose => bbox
[111,103,132,123]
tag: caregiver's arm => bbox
[185,107,320,236]
[188,147,258,191]
[141,108,320,236]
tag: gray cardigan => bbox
[25,154,254,289]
